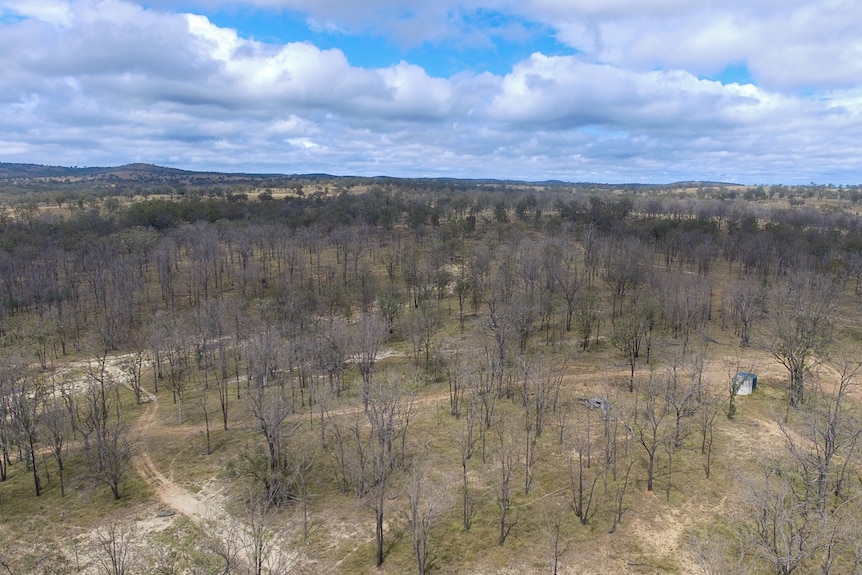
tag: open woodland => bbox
[3,164,862,574]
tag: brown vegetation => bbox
[1,171,862,573]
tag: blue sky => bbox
[1,0,862,184]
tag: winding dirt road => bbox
[131,391,217,524]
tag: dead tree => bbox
[41,396,70,497]
[627,374,673,492]
[7,365,46,496]
[354,314,389,410]
[457,400,477,531]
[405,462,445,575]
[365,373,412,567]
[729,280,766,347]
[494,419,520,545]
[243,493,292,575]
[570,408,604,526]
[766,271,837,407]
[93,521,136,575]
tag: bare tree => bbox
[93,522,136,575]
[291,444,317,543]
[148,545,187,575]
[94,417,137,500]
[41,394,70,497]
[465,353,496,462]
[404,461,445,575]
[120,331,149,405]
[690,533,748,575]
[697,391,722,479]
[738,464,815,575]
[494,419,520,545]
[354,313,389,410]
[569,407,604,526]
[545,238,584,332]
[767,271,837,407]
[572,290,600,352]
[201,519,243,575]
[152,314,192,423]
[544,506,570,575]
[242,493,292,575]
[627,374,674,492]
[658,274,711,354]
[401,299,443,370]
[780,359,862,511]
[249,384,297,502]
[444,352,464,417]
[518,356,564,494]
[611,304,653,393]
[6,364,46,496]
[457,400,477,531]
[729,280,766,347]
[664,352,705,450]
[364,373,413,566]
[602,236,650,320]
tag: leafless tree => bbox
[404,461,445,575]
[545,238,585,332]
[93,521,136,575]
[697,391,722,479]
[612,306,651,393]
[779,359,862,510]
[494,419,520,545]
[201,519,243,575]
[457,400,477,531]
[93,417,137,500]
[401,299,443,370]
[572,290,600,351]
[119,334,148,405]
[364,373,413,566]
[5,363,46,496]
[658,273,711,354]
[627,374,674,492]
[728,280,766,347]
[41,393,70,496]
[609,458,634,534]
[249,384,297,502]
[544,506,570,575]
[465,352,497,462]
[354,313,389,410]
[444,351,464,417]
[148,545,187,575]
[738,463,815,575]
[602,236,651,320]
[690,533,748,575]
[767,270,838,407]
[291,444,317,543]
[664,352,706,450]
[569,407,604,526]
[242,492,292,575]
[518,356,563,494]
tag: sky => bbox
[1,0,862,184]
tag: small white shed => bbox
[734,372,758,396]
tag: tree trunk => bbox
[790,365,804,407]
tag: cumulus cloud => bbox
[1,0,861,182]
[133,0,862,90]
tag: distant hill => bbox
[0,162,304,194]
[0,162,275,180]
[0,161,744,191]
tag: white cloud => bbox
[515,0,862,90]
[2,0,862,183]
[0,0,73,26]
